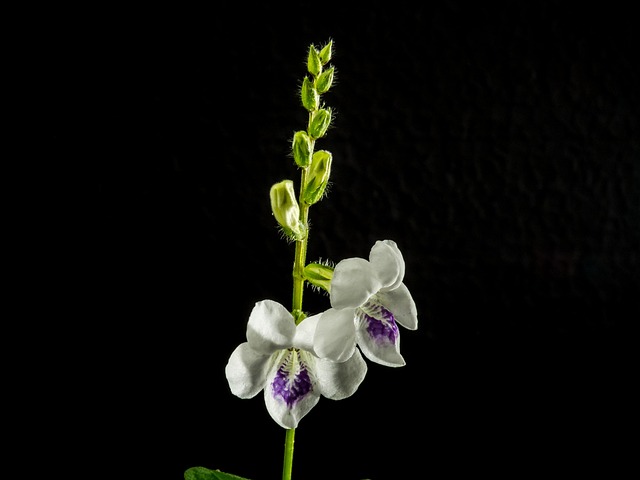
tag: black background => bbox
[60,1,639,479]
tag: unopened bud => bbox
[307,45,322,76]
[301,76,319,112]
[292,131,312,167]
[319,41,333,65]
[303,262,334,293]
[316,67,334,94]
[308,108,331,139]
[303,150,332,205]
[270,180,305,240]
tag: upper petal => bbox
[225,342,271,398]
[315,348,367,400]
[330,257,381,309]
[313,307,357,363]
[246,300,296,355]
[292,313,321,354]
[376,283,418,330]
[264,349,321,429]
[369,240,405,292]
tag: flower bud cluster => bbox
[271,40,336,240]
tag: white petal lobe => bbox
[330,258,380,309]
[246,300,296,354]
[225,342,271,398]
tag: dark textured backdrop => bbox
[85,2,639,479]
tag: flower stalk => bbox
[282,428,296,480]
[292,170,310,319]
[284,174,308,480]
[284,40,333,480]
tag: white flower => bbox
[314,240,418,367]
[225,299,368,429]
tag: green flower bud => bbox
[315,66,334,94]
[270,180,305,241]
[308,108,331,139]
[319,40,332,65]
[301,76,319,112]
[303,150,332,205]
[307,45,322,76]
[292,130,312,167]
[303,262,334,293]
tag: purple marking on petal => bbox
[271,349,313,407]
[358,301,399,346]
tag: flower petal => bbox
[314,308,357,363]
[316,348,367,400]
[355,304,406,367]
[330,257,381,309]
[246,300,296,355]
[292,313,320,354]
[369,240,405,292]
[264,349,321,429]
[225,342,271,398]
[376,283,418,330]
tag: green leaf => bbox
[184,466,251,480]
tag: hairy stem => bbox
[292,171,310,317]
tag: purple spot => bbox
[358,301,399,346]
[271,349,313,407]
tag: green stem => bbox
[292,179,310,315]
[284,89,321,480]
[284,163,312,480]
[282,428,296,480]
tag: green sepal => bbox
[303,150,332,204]
[301,76,319,112]
[292,130,312,167]
[292,308,307,325]
[315,66,334,94]
[304,262,334,292]
[308,108,331,139]
[184,466,250,480]
[307,45,322,76]
[319,40,333,65]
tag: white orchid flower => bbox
[314,240,418,367]
[225,299,368,429]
